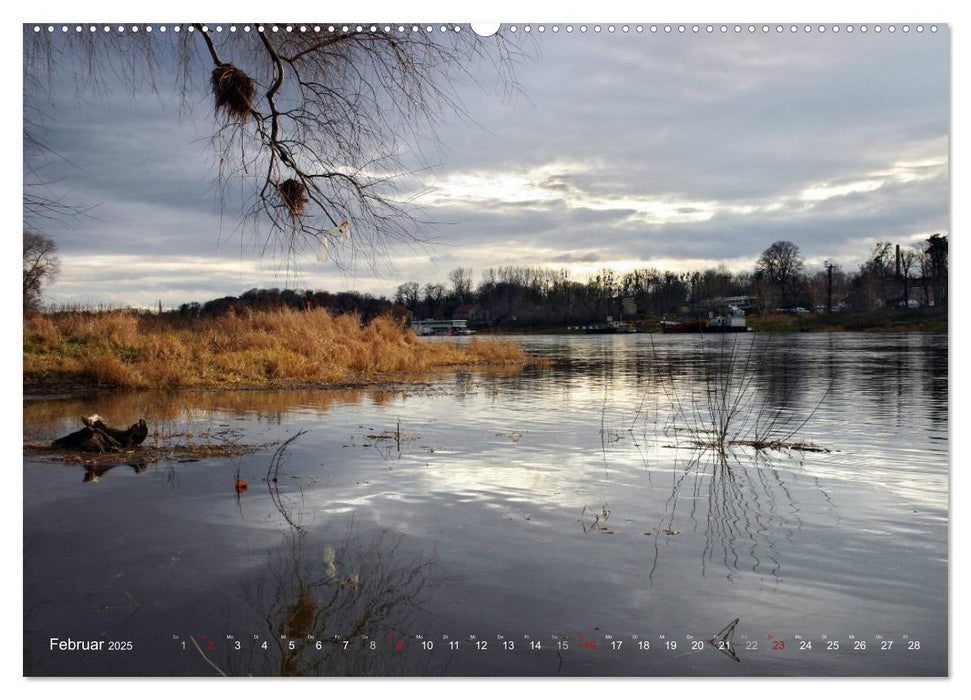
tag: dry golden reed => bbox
[23,308,543,390]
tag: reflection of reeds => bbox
[267,431,309,533]
[578,503,613,534]
[227,525,440,677]
[23,309,543,390]
[23,388,380,434]
[645,450,794,581]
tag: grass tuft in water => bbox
[648,334,831,454]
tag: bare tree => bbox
[899,246,919,307]
[925,233,948,307]
[23,231,60,314]
[447,267,473,301]
[755,240,804,308]
[393,281,421,314]
[23,24,522,268]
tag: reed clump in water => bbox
[648,334,830,454]
[23,308,545,390]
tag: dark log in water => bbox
[52,414,148,453]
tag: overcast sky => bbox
[25,24,948,308]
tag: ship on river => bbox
[660,306,752,333]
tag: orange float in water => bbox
[235,479,248,493]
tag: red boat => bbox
[660,319,708,333]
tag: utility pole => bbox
[824,261,834,314]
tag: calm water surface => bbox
[23,333,948,676]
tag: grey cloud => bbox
[27,28,948,304]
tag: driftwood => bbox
[52,414,148,454]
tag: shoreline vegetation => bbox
[478,308,947,335]
[23,308,548,393]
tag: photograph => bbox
[21,19,948,677]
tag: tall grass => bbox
[23,308,542,390]
[648,333,830,453]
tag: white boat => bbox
[411,319,475,336]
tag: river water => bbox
[23,333,948,676]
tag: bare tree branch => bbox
[23,24,527,271]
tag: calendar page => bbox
[21,17,949,678]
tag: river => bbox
[23,332,948,676]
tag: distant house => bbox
[698,296,758,313]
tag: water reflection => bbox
[642,448,831,583]
[22,389,394,439]
[222,526,441,677]
[83,460,148,483]
[22,333,948,676]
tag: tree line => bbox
[391,237,947,327]
[26,235,947,326]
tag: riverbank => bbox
[746,308,947,332]
[23,309,546,393]
[475,308,947,334]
